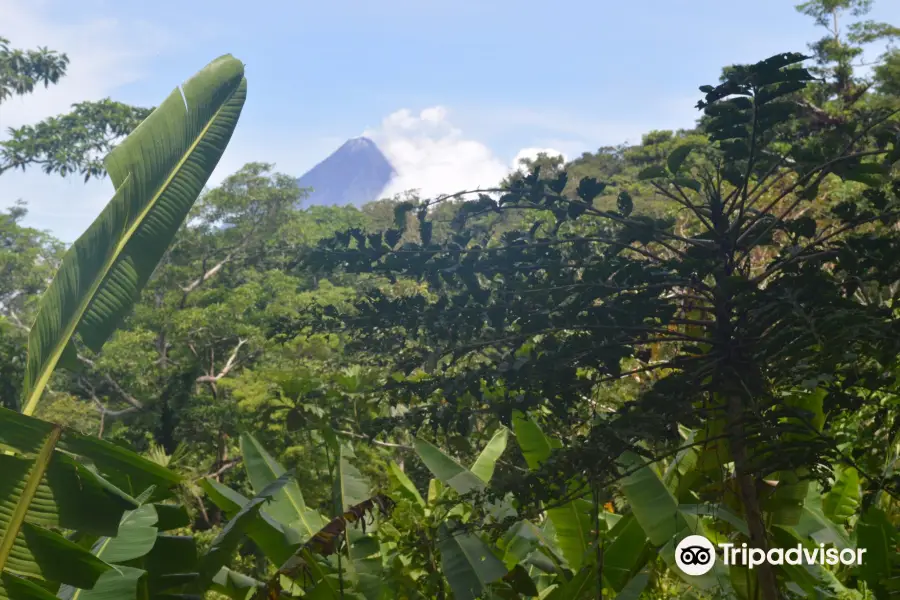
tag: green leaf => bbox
[499,521,542,570]
[503,564,539,596]
[210,567,262,600]
[510,412,558,471]
[616,568,651,600]
[617,452,685,546]
[616,191,633,217]
[58,566,145,600]
[667,144,696,175]
[144,534,200,595]
[437,522,507,600]
[58,504,165,600]
[200,478,300,566]
[200,472,293,583]
[387,461,425,507]
[100,505,158,561]
[771,526,849,598]
[855,508,895,595]
[0,452,130,538]
[0,423,114,593]
[602,515,649,592]
[822,467,859,526]
[413,438,486,495]
[617,452,732,593]
[0,407,178,503]
[793,486,852,548]
[1,572,61,600]
[512,412,591,570]
[673,177,701,192]
[637,165,668,180]
[18,523,111,590]
[333,446,370,515]
[154,504,191,531]
[21,55,247,415]
[678,503,749,537]
[545,565,595,600]
[239,432,326,539]
[469,427,508,484]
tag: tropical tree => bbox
[0,35,151,181]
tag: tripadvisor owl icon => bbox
[676,535,717,576]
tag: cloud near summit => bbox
[364,106,565,198]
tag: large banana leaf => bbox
[333,446,370,515]
[437,521,507,600]
[854,507,897,597]
[545,565,596,600]
[0,408,180,600]
[792,485,852,548]
[239,433,327,539]
[58,505,158,600]
[200,473,293,585]
[209,567,262,600]
[21,54,248,415]
[414,432,515,522]
[200,478,301,566]
[413,438,486,495]
[822,466,860,526]
[618,451,734,594]
[469,427,508,483]
[762,389,826,526]
[386,461,425,507]
[771,526,850,598]
[602,514,650,592]
[512,412,592,571]
[59,503,201,600]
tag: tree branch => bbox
[77,354,144,411]
[195,339,247,384]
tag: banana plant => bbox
[409,428,522,600]
[513,407,883,599]
[200,432,394,599]
[201,428,524,599]
[57,497,199,600]
[0,54,248,600]
[0,407,182,599]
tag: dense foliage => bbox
[2,2,900,598]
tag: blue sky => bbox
[2,0,900,241]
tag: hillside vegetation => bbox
[1,2,900,599]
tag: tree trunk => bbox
[727,393,780,600]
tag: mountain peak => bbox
[343,136,377,149]
[297,138,395,207]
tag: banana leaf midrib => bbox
[0,426,62,572]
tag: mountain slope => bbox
[297,137,395,207]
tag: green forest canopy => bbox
[3,2,900,599]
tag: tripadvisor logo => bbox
[675,534,866,576]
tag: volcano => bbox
[296,137,395,207]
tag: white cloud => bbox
[0,0,172,242]
[364,106,565,199]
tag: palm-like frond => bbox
[22,55,247,415]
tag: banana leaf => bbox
[21,54,247,415]
[0,409,181,600]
